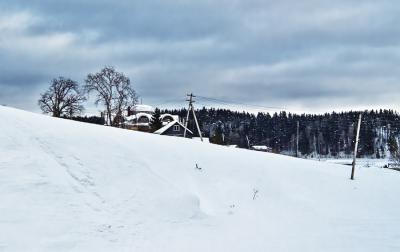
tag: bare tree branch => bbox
[38,77,86,117]
[84,66,138,126]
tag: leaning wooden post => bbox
[351,113,362,180]
[192,105,203,142]
[183,94,193,138]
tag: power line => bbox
[153,98,186,107]
[154,96,400,125]
[196,95,286,111]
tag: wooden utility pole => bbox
[184,93,203,141]
[296,121,299,157]
[351,113,362,180]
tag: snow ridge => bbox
[0,106,400,252]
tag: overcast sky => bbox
[1,0,399,114]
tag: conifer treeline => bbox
[163,108,400,158]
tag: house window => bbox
[173,125,180,131]
[137,116,149,123]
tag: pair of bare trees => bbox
[38,66,138,126]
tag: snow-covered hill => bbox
[1,106,399,252]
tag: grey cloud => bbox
[0,0,399,113]
[4,0,234,42]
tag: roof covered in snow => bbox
[132,104,154,113]
[125,112,152,122]
[154,120,193,135]
[160,113,179,121]
[251,145,272,151]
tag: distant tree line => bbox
[62,115,105,125]
[163,108,400,159]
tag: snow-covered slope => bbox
[1,106,399,252]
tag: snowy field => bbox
[1,105,400,251]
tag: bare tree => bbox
[38,77,85,117]
[84,66,138,126]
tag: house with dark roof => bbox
[154,120,194,138]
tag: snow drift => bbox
[0,105,399,251]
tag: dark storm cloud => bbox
[0,0,399,112]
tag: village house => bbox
[154,120,194,138]
[123,104,179,132]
